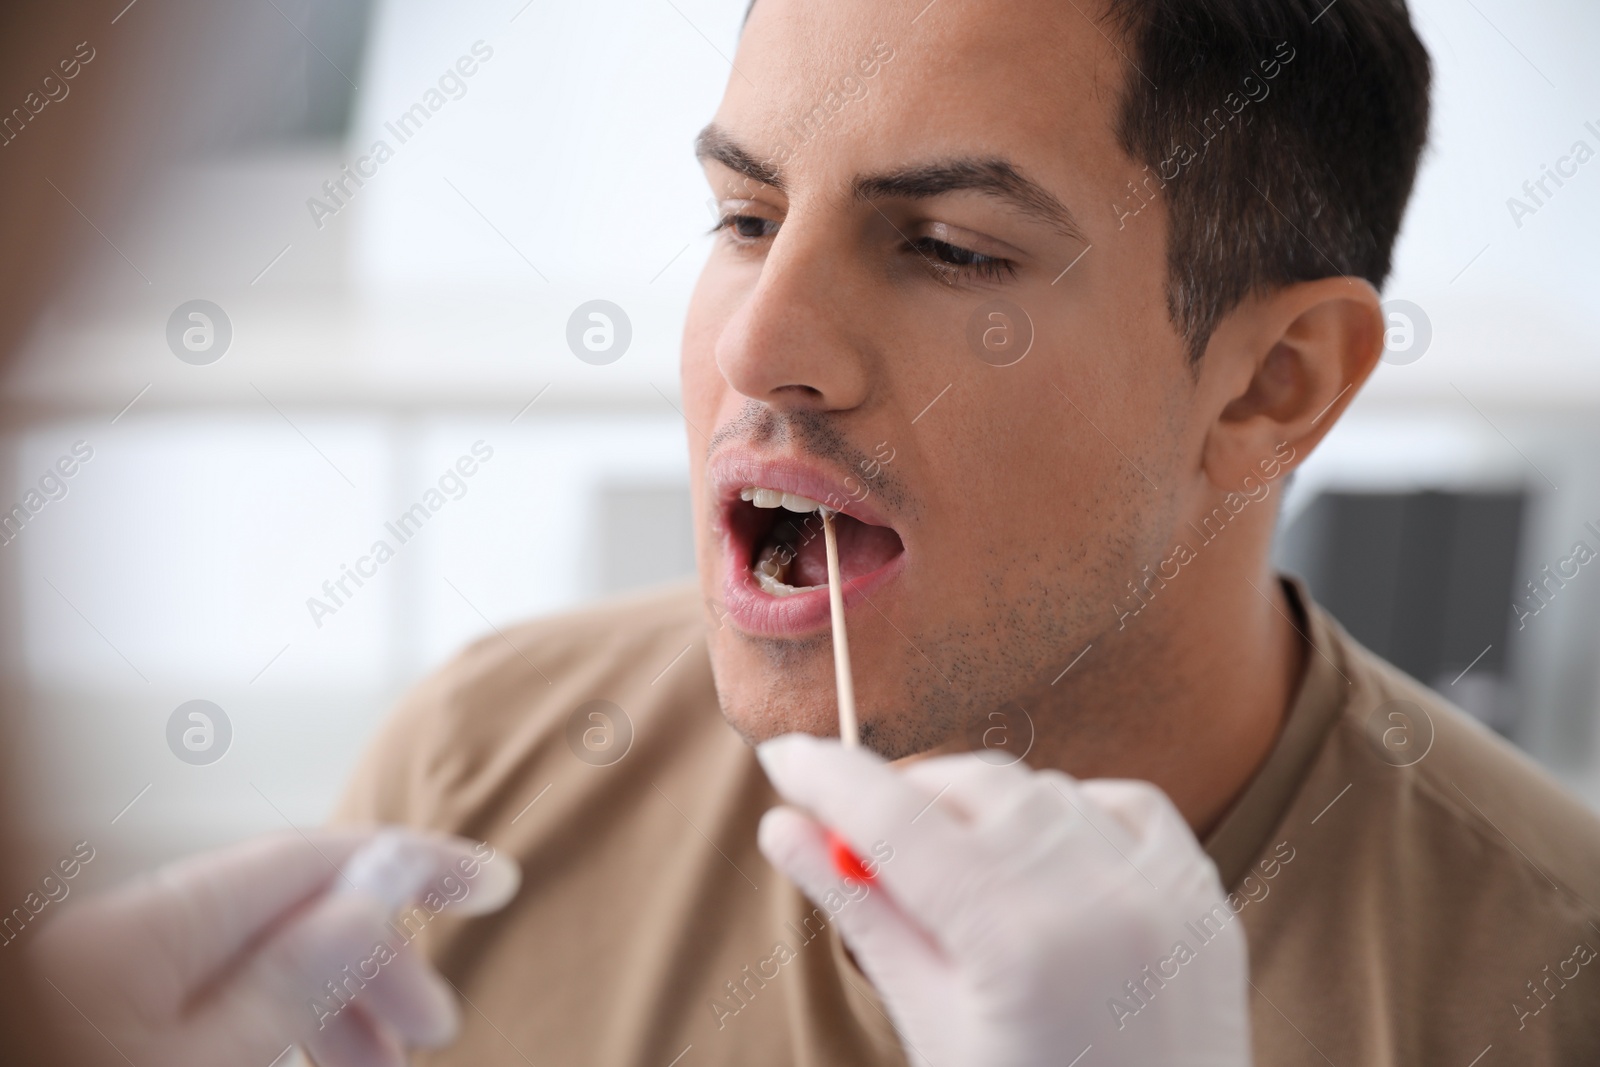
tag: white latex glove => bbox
[30,827,520,1067]
[756,734,1252,1067]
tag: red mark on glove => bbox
[826,828,876,884]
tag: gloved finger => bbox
[345,942,460,1048]
[327,828,510,1046]
[898,760,1175,926]
[896,752,1044,826]
[757,734,997,943]
[757,806,950,996]
[186,888,403,1057]
[898,761,1189,867]
[1077,778,1220,898]
[898,756,1113,877]
[191,828,513,1056]
[32,829,381,1018]
[45,826,514,1019]
[303,1001,407,1067]
[1076,778,1186,843]
[338,828,521,918]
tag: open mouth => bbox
[729,487,906,597]
[709,453,909,635]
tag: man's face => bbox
[684,0,1198,757]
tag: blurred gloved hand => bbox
[757,734,1252,1067]
[31,827,519,1067]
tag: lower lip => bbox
[720,542,906,636]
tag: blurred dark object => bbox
[1276,490,1526,734]
[188,0,374,151]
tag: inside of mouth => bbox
[735,500,904,596]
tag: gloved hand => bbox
[756,734,1253,1067]
[31,827,520,1067]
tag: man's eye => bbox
[909,236,1016,283]
[712,214,779,241]
[908,235,1017,281]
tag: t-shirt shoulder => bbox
[446,579,706,694]
[331,580,712,828]
[1332,619,1600,914]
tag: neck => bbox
[1027,506,1308,836]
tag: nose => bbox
[713,221,872,413]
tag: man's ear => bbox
[1200,276,1385,488]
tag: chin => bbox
[703,605,832,731]
[713,679,842,747]
[709,636,970,761]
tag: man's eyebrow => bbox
[855,159,1085,241]
[694,127,1084,242]
[695,123,784,192]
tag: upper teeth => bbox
[740,487,824,512]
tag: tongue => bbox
[789,513,903,587]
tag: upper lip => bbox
[707,451,898,533]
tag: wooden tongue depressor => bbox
[820,508,859,748]
[820,508,874,883]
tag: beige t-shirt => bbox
[332,579,1600,1065]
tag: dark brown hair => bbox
[1103,0,1431,359]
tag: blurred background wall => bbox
[1,0,1597,894]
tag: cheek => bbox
[923,310,1183,597]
